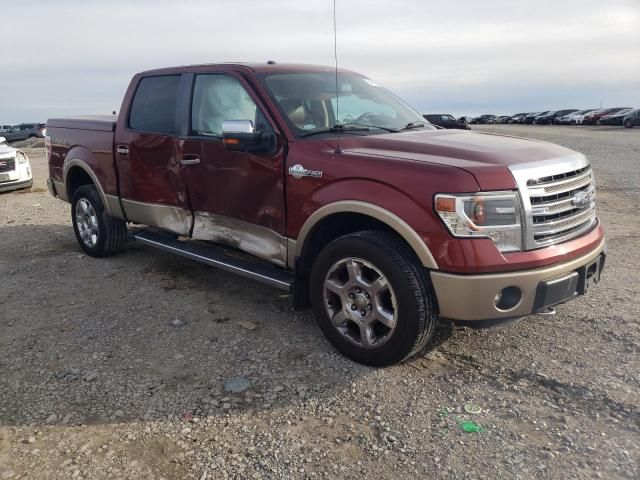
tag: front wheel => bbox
[71,185,127,257]
[624,119,633,128]
[310,231,437,367]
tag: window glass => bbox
[129,75,181,134]
[262,72,433,135]
[191,74,270,137]
[329,95,396,126]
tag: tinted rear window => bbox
[129,75,181,134]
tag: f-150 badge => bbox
[288,164,323,180]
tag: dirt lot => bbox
[0,126,638,479]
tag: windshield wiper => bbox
[301,123,397,138]
[399,121,426,130]
[340,123,397,133]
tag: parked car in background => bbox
[1,123,47,142]
[556,109,597,125]
[583,108,629,125]
[524,112,547,124]
[471,114,497,124]
[423,114,470,130]
[535,109,578,125]
[0,136,33,192]
[495,115,511,124]
[598,108,635,126]
[623,109,640,128]
[509,113,529,124]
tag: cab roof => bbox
[137,62,358,77]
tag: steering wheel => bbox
[353,112,378,124]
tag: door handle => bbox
[116,145,129,156]
[180,154,200,166]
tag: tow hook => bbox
[538,306,557,316]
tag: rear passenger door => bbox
[114,74,192,235]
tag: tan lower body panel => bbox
[192,212,288,268]
[430,238,605,321]
[121,199,192,236]
[52,180,68,201]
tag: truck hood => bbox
[323,129,578,190]
[0,143,17,159]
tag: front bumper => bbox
[430,237,605,322]
[0,178,33,192]
[0,160,32,193]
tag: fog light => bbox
[494,286,521,311]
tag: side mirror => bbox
[222,120,274,154]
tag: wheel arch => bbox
[290,200,439,311]
[63,158,122,218]
[292,200,438,270]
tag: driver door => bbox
[180,73,288,266]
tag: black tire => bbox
[310,230,437,367]
[624,119,633,129]
[71,185,127,257]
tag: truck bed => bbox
[47,115,117,132]
[47,115,119,199]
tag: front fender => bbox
[294,179,442,269]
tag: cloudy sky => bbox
[1,0,639,123]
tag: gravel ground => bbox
[0,125,638,479]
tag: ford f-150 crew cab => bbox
[46,63,605,366]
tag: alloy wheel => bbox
[322,257,398,349]
[75,198,99,248]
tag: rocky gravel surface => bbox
[0,125,638,479]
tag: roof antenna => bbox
[333,0,342,154]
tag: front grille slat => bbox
[533,205,595,237]
[0,157,16,173]
[528,169,593,197]
[530,186,595,216]
[525,164,597,248]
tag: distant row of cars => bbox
[0,123,47,142]
[464,108,640,128]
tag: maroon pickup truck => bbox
[46,63,605,366]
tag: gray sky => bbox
[1,0,639,123]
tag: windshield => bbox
[260,71,434,136]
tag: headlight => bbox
[16,151,29,164]
[434,192,522,252]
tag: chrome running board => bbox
[132,229,293,291]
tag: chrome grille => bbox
[527,166,596,246]
[510,155,598,250]
[0,157,15,173]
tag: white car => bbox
[0,136,33,193]
[565,109,598,125]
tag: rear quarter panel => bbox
[49,127,117,196]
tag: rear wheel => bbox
[71,185,127,257]
[310,231,437,367]
[624,119,633,128]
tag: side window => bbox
[129,75,181,134]
[191,74,271,137]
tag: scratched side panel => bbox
[191,211,288,267]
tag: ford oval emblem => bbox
[572,191,590,208]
